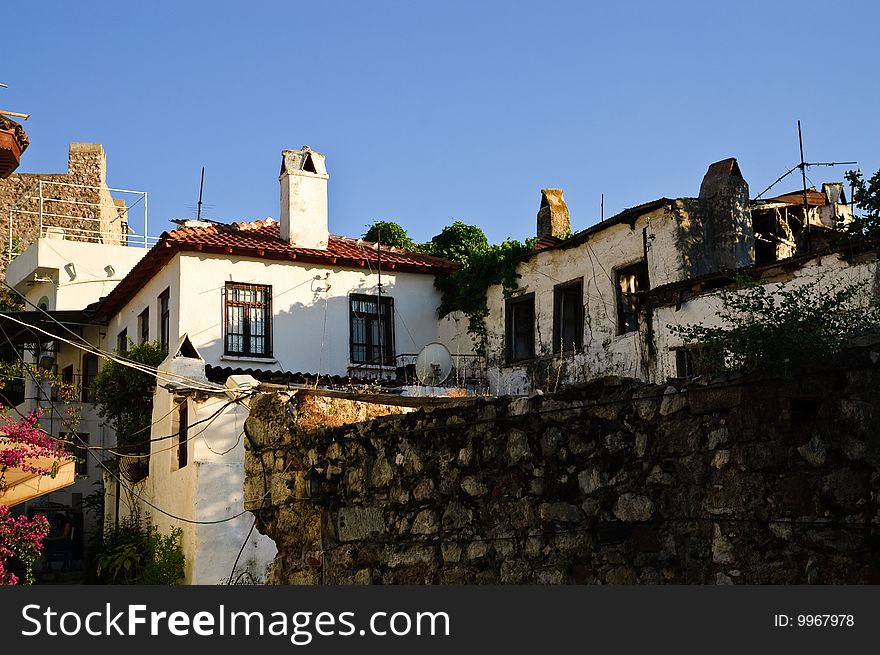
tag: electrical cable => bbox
[1,280,222,392]
[0,321,265,525]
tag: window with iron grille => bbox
[506,293,535,362]
[349,294,394,365]
[224,283,272,357]
[138,308,149,344]
[616,261,648,335]
[158,288,170,353]
[553,279,584,353]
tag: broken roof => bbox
[93,218,458,320]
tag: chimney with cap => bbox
[537,188,571,239]
[279,146,329,249]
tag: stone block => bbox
[613,493,654,522]
[337,506,385,542]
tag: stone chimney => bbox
[696,157,753,272]
[537,188,570,238]
[279,146,329,249]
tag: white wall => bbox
[7,238,147,311]
[102,252,445,376]
[122,354,276,584]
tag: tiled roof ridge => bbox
[164,218,454,265]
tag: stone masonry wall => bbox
[0,143,126,279]
[244,354,880,584]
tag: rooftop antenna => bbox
[601,193,604,221]
[754,122,856,201]
[196,167,205,221]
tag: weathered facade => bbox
[244,348,880,584]
[475,159,869,394]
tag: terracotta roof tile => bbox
[93,219,457,320]
[162,219,458,272]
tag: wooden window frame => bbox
[553,278,584,354]
[616,261,648,335]
[223,283,272,357]
[138,307,149,344]
[506,292,535,363]
[117,327,128,353]
[158,288,170,353]
[349,294,395,365]
[81,354,99,403]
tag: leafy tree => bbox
[844,168,880,239]
[422,220,489,262]
[673,277,880,376]
[90,341,165,454]
[363,221,414,250]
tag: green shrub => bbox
[673,276,880,376]
[93,514,184,585]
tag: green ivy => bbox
[364,219,539,354]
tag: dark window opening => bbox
[224,283,272,357]
[158,288,170,353]
[81,354,98,403]
[553,279,583,353]
[349,294,395,365]
[117,328,128,353]
[138,308,149,344]
[61,432,89,476]
[506,293,535,362]
[303,153,317,174]
[674,347,717,377]
[753,210,777,266]
[616,261,648,335]
[176,403,188,470]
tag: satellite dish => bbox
[415,343,453,386]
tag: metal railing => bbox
[6,179,156,261]
[349,352,488,391]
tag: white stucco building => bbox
[89,146,457,584]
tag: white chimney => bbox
[279,146,329,249]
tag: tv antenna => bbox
[196,166,205,221]
[754,121,856,201]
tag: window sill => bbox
[220,355,278,364]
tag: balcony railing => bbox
[349,352,488,392]
[6,179,157,261]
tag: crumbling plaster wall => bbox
[244,356,880,584]
[481,207,877,392]
[482,205,691,393]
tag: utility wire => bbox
[0,321,264,526]
[1,280,222,392]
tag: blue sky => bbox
[5,0,879,245]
